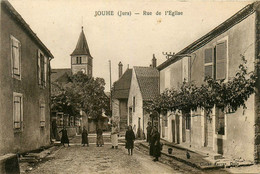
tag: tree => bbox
[51,71,111,125]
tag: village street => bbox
[20,134,226,174]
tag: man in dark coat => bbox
[82,126,89,147]
[59,127,70,147]
[151,126,161,161]
[125,125,135,155]
[146,122,152,143]
[96,128,104,147]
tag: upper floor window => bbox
[38,50,47,87]
[204,41,227,80]
[11,35,21,80]
[13,92,23,130]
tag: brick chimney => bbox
[118,61,123,79]
[152,54,157,68]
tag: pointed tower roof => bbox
[71,27,92,57]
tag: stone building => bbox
[111,63,132,134]
[0,0,54,155]
[128,56,159,139]
[157,2,260,163]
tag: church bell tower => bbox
[71,27,93,77]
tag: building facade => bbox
[128,59,159,139]
[158,2,260,162]
[112,63,132,134]
[0,1,54,155]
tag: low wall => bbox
[0,153,20,174]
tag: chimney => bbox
[118,61,123,79]
[152,54,157,68]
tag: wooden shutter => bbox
[44,57,47,86]
[12,38,20,76]
[40,104,45,127]
[216,41,227,80]
[204,48,213,78]
[14,96,21,129]
[38,50,42,85]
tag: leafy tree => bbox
[51,71,111,123]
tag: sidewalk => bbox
[139,140,254,170]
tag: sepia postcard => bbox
[0,0,260,173]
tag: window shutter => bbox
[12,39,20,75]
[40,104,45,127]
[44,57,47,86]
[14,96,21,128]
[38,50,42,85]
[216,41,227,80]
[204,48,213,78]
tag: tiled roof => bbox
[71,28,92,57]
[112,69,132,99]
[2,1,54,59]
[157,1,260,70]
[51,68,71,83]
[134,67,159,101]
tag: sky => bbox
[9,0,254,91]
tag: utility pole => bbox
[109,60,112,114]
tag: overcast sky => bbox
[9,0,253,91]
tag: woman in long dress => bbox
[111,123,119,149]
[125,125,135,155]
[96,128,104,147]
[82,126,89,146]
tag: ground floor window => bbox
[13,92,23,130]
[40,104,46,127]
[215,108,225,135]
[184,112,191,130]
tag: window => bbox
[204,41,227,80]
[163,114,168,127]
[38,50,48,87]
[40,104,45,127]
[133,96,135,112]
[13,93,23,130]
[216,42,227,80]
[215,108,225,135]
[11,36,21,79]
[184,112,191,130]
[204,48,214,78]
[76,57,82,64]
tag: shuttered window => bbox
[133,96,136,112]
[11,36,21,79]
[40,104,45,127]
[38,50,48,87]
[44,56,47,86]
[204,48,214,78]
[13,93,23,130]
[216,41,227,80]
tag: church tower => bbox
[71,27,93,77]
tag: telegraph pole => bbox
[109,60,112,113]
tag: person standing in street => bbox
[151,126,161,161]
[59,127,70,147]
[146,122,152,143]
[111,122,119,149]
[82,126,89,147]
[125,125,135,155]
[96,128,104,147]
